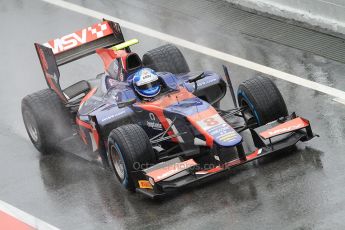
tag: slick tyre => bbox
[108,124,156,191]
[237,76,288,127]
[143,44,190,74]
[22,89,73,154]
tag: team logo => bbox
[267,124,303,136]
[88,23,109,38]
[44,22,113,54]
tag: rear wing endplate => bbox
[35,20,125,101]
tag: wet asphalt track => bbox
[1,0,345,229]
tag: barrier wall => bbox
[226,0,345,36]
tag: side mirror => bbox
[187,72,204,92]
[187,72,204,83]
[117,98,137,108]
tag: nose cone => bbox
[195,114,242,147]
[187,106,242,147]
[209,124,243,147]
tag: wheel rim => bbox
[23,111,39,142]
[110,145,125,181]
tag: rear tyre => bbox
[143,44,190,74]
[107,124,156,191]
[237,76,288,127]
[22,89,73,154]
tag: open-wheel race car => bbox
[22,20,316,198]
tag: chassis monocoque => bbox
[22,20,316,198]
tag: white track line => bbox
[333,97,345,105]
[42,0,345,102]
[0,200,59,230]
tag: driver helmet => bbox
[132,68,161,98]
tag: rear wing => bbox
[35,20,125,101]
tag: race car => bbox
[22,20,316,198]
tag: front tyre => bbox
[237,76,288,127]
[107,124,156,191]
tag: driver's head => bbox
[133,68,161,98]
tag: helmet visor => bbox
[136,80,160,91]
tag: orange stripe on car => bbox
[79,87,97,109]
[147,159,197,182]
[187,108,219,147]
[76,117,93,129]
[260,117,309,139]
[96,49,127,71]
[76,117,100,148]
[137,88,195,142]
[196,149,260,174]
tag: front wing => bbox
[132,115,316,198]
